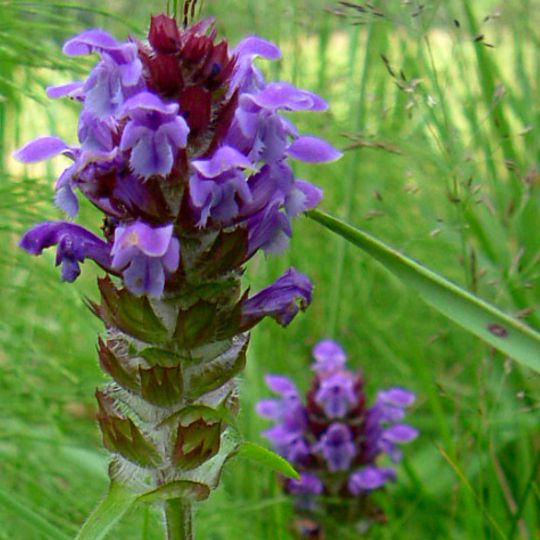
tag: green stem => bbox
[165,499,193,540]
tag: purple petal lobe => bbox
[46,81,85,99]
[256,399,281,419]
[288,136,342,163]
[265,374,298,396]
[192,146,252,178]
[63,29,118,56]
[13,136,68,163]
[383,424,418,444]
[378,388,416,408]
[121,91,178,116]
[234,36,281,60]
[312,339,347,373]
[348,466,396,494]
[251,83,328,111]
[54,184,79,217]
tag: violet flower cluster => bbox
[257,340,417,514]
[15,14,340,502]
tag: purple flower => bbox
[120,92,189,178]
[315,372,357,418]
[189,146,253,226]
[63,29,144,117]
[240,268,312,329]
[230,36,281,93]
[312,339,347,374]
[315,423,357,472]
[111,221,180,297]
[374,388,416,423]
[257,339,418,512]
[20,222,112,281]
[348,466,396,495]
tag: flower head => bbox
[257,340,418,514]
[16,14,340,300]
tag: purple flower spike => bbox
[312,339,347,373]
[19,16,342,518]
[13,136,69,163]
[315,372,357,418]
[120,92,189,178]
[111,221,180,297]
[241,268,312,329]
[315,423,356,472]
[257,339,417,517]
[348,466,396,495]
[20,222,112,281]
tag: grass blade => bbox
[307,209,540,372]
[0,488,71,540]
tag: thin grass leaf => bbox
[307,209,540,372]
[0,487,71,540]
[438,445,507,540]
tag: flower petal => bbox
[312,339,347,373]
[234,36,281,60]
[348,466,396,494]
[46,81,85,99]
[19,221,111,281]
[13,136,69,163]
[288,136,342,163]
[192,146,252,178]
[63,29,119,56]
[383,424,419,444]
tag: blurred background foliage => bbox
[0,0,539,538]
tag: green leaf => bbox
[307,209,540,372]
[75,482,138,540]
[236,441,300,480]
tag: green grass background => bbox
[0,0,538,538]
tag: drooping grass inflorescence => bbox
[15,13,341,538]
[257,340,417,536]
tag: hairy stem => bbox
[165,499,193,540]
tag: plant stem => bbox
[165,499,193,540]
